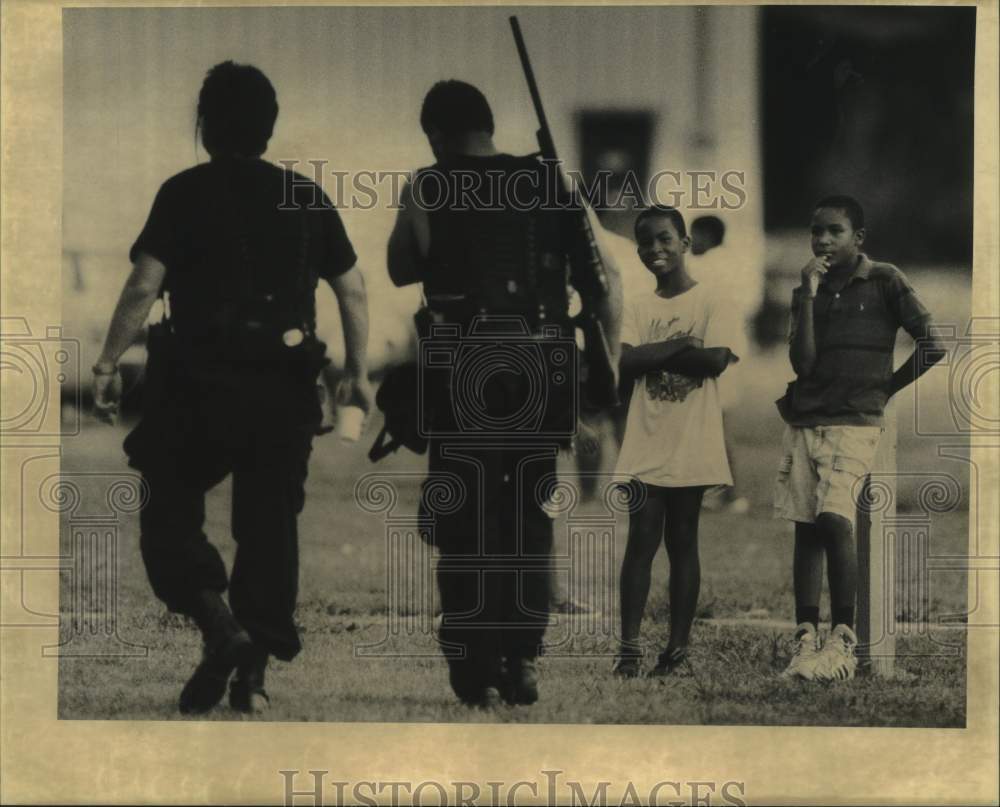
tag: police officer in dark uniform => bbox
[387,80,621,707]
[92,61,372,715]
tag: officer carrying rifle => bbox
[387,44,622,705]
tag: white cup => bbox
[336,405,365,442]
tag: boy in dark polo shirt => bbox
[775,195,944,681]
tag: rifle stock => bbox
[510,15,619,409]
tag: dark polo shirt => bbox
[777,254,932,427]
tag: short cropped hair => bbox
[692,215,725,245]
[420,80,495,137]
[197,61,278,157]
[634,204,688,240]
[814,195,865,231]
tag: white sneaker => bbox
[813,624,859,682]
[781,623,821,680]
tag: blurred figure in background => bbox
[92,61,372,715]
[687,215,751,515]
[689,215,727,262]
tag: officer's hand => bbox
[336,371,375,429]
[92,368,122,425]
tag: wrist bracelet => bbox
[92,363,119,376]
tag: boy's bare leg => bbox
[816,512,857,629]
[793,522,824,629]
[619,489,668,647]
[783,522,826,679]
[804,512,860,681]
[661,486,706,651]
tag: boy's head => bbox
[811,195,866,270]
[420,80,494,158]
[691,215,725,255]
[634,205,690,276]
[197,61,278,158]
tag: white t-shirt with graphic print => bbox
[614,282,744,488]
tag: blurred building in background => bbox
[756,5,975,345]
[61,5,762,396]
[61,5,973,390]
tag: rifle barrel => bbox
[509,16,553,148]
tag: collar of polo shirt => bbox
[851,254,873,282]
[822,253,872,293]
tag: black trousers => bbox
[125,376,318,661]
[423,438,557,695]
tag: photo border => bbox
[1,0,997,803]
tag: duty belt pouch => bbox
[123,304,178,471]
[142,309,177,415]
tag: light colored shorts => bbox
[773,424,882,523]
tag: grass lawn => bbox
[57,336,971,726]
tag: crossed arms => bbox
[619,337,738,386]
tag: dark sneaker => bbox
[648,646,688,678]
[179,628,254,715]
[501,658,539,705]
[612,642,643,678]
[229,648,270,714]
[612,657,641,677]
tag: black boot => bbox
[179,590,253,715]
[449,651,504,709]
[229,646,270,714]
[501,657,539,705]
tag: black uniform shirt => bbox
[131,157,356,338]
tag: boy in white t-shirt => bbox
[613,205,743,677]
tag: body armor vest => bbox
[417,154,571,332]
[414,154,577,443]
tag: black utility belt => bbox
[169,319,318,346]
[163,326,328,370]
